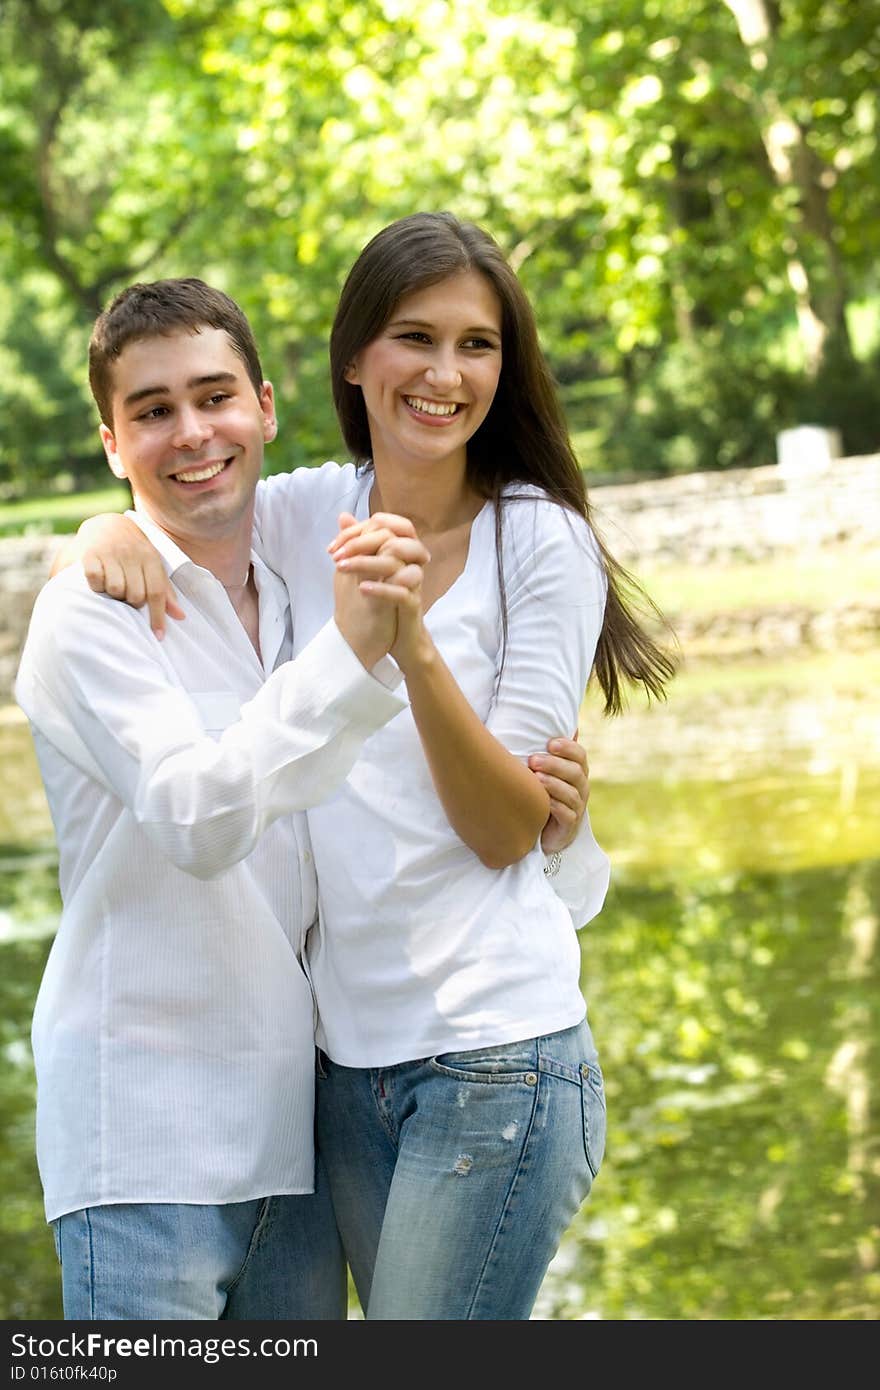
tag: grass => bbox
[634,646,880,702]
[634,546,878,615]
[578,646,880,751]
[0,487,130,537]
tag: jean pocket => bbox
[580,1062,607,1178]
[430,1040,538,1083]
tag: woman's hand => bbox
[53,514,184,638]
[329,511,431,671]
[531,734,591,854]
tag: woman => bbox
[68,213,674,1318]
[248,212,674,1319]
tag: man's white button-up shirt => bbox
[15,511,406,1222]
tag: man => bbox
[19,279,594,1321]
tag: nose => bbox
[424,351,462,393]
[172,403,213,450]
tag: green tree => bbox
[1,0,877,492]
[0,0,250,489]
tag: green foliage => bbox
[0,0,879,494]
[573,332,797,474]
[0,485,130,537]
[0,888,60,1317]
[0,272,103,493]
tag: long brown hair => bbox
[330,212,676,713]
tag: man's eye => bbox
[205,393,231,406]
[137,405,169,420]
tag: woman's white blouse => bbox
[254,462,611,1067]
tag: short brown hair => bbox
[88,277,265,426]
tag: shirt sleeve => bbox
[543,810,611,930]
[16,577,405,880]
[486,495,606,759]
[252,461,360,573]
[485,495,609,920]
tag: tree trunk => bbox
[723,0,852,373]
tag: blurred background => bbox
[1,0,878,1319]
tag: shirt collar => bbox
[126,507,192,577]
[126,506,291,628]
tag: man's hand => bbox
[532,734,591,854]
[331,511,430,670]
[53,514,184,638]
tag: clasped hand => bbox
[329,511,430,672]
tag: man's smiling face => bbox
[100,326,276,547]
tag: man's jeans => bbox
[52,1160,345,1320]
[317,1019,606,1320]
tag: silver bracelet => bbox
[543,851,562,878]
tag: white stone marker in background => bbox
[776,425,843,477]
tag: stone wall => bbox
[0,536,62,704]
[1,452,878,701]
[589,452,880,566]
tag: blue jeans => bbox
[317,1019,606,1320]
[52,1160,346,1320]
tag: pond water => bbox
[1,660,878,1320]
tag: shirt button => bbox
[303,850,312,864]
[525,1073,538,1086]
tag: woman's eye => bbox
[463,337,496,350]
[396,332,431,344]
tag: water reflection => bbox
[535,858,879,1320]
[2,711,877,1320]
[1,880,60,1319]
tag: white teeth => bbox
[404,396,459,417]
[174,460,227,483]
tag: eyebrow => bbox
[387,317,501,337]
[122,372,239,408]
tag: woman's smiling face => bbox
[344,270,503,474]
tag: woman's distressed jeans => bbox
[317,1017,606,1320]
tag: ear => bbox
[259,381,278,442]
[100,423,128,480]
[343,361,360,386]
